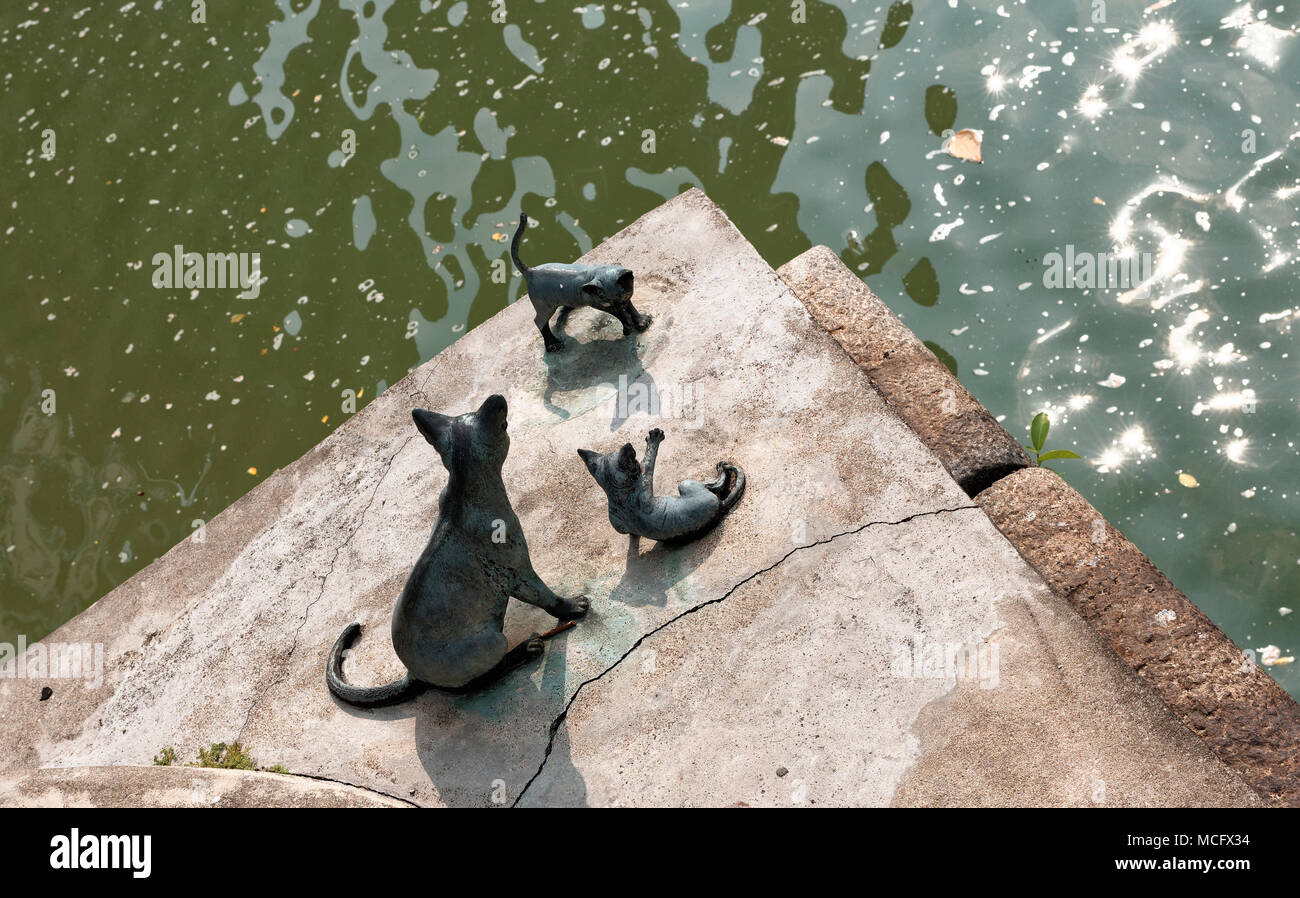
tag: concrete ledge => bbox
[977,467,1300,807]
[0,765,411,807]
[777,246,1032,496]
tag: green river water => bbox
[2,0,1298,694]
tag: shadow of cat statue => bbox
[511,211,652,353]
[578,427,745,544]
[327,394,589,707]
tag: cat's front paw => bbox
[525,635,545,657]
[551,595,590,621]
[633,313,653,332]
[647,427,665,445]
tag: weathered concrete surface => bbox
[0,766,410,808]
[519,510,1259,807]
[0,189,1262,807]
[778,246,1032,496]
[978,467,1300,807]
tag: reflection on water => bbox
[1,0,1297,694]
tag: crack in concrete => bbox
[275,769,422,808]
[235,361,447,742]
[235,433,420,742]
[512,503,980,806]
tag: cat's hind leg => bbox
[676,479,714,498]
[429,628,542,693]
[533,304,565,352]
[446,635,545,693]
[703,461,732,499]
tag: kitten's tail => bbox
[510,212,531,276]
[715,462,746,512]
[326,623,425,708]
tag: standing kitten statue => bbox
[577,428,745,544]
[511,211,652,353]
[327,395,589,707]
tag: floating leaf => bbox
[1031,412,1050,453]
[944,129,983,163]
[1178,472,1199,488]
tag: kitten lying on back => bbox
[511,212,652,353]
[327,395,589,707]
[578,428,745,544]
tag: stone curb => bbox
[777,245,1033,496]
[0,765,413,808]
[977,467,1300,807]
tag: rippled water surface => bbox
[2,0,1297,693]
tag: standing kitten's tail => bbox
[510,212,531,276]
[716,462,746,512]
[326,623,425,708]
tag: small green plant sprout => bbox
[1026,412,1082,467]
[153,746,178,766]
[193,741,256,770]
[265,764,290,775]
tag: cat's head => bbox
[577,442,640,494]
[412,394,510,474]
[580,265,635,312]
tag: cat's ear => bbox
[617,442,639,474]
[616,269,633,293]
[581,280,604,299]
[476,393,508,432]
[577,448,600,475]
[412,409,453,458]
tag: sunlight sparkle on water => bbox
[1096,425,1155,473]
[1078,84,1107,119]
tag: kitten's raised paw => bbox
[551,595,590,620]
[648,427,665,444]
[525,635,545,657]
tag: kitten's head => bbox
[580,265,635,312]
[577,442,640,494]
[412,394,510,474]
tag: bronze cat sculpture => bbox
[578,428,745,544]
[511,211,652,353]
[327,395,589,707]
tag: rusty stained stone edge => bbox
[777,244,1300,807]
[776,245,1033,497]
[976,467,1300,808]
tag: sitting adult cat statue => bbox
[511,211,652,353]
[577,428,745,544]
[327,394,589,707]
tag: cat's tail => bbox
[326,623,425,708]
[716,462,746,512]
[510,212,531,276]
